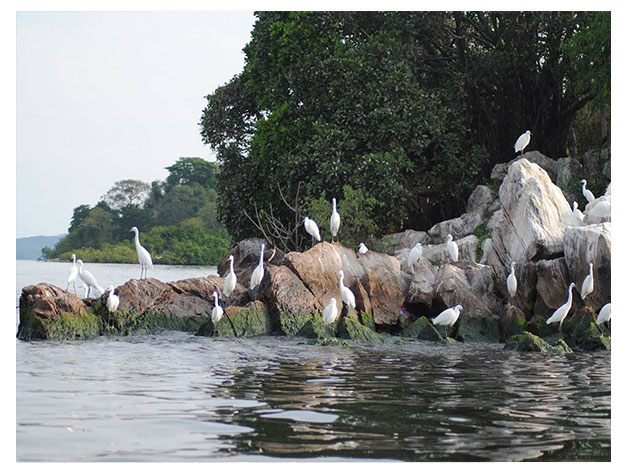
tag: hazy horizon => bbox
[16,11,255,238]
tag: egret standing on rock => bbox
[547,282,575,338]
[223,255,237,297]
[303,217,321,246]
[407,242,423,273]
[130,226,153,279]
[76,259,104,298]
[211,291,224,324]
[596,303,611,327]
[572,201,585,225]
[514,130,531,155]
[105,286,119,313]
[66,253,78,293]
[330,198,340,243]
[323,297,339,324]
[432,304,463,337]
[446,234,459,263]
[249,244,265,300]
[581,262,594,300]
[358,243,368,255]
[338,270,356,310]
[507,262,517,298]
[580,179,595,205]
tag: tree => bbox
[102,179,151,210]
[165,157,217,190]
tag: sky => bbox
[16,11,256,238]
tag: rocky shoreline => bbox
[18,152,611,354]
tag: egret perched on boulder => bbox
[586,198,611,221]
[572,201,585,225]
[66,253,78,293]
[547,282,575,337]
[358,243,368,254]
[211,291,224,324]
[596,303,611,328]
[507,262,517,298]
[76,259,104,298]
[581,262,594,300]
[130,226,153,279]
[105,286,119,313]
[407,242,423,273]
[249,243,265,300]
[446,234,458,263]
[432,304,463,337]
[303,217,321,246]
[322,297,339,324]
[223,255,237,297]
[330,198,340,243]
[580,179,595,205]
[338,270,356,310]
[514,130,531,155]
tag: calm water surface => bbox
[16,260,611,461]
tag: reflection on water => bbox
[16,334,610,462]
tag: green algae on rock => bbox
[196,302,273,337]
[400,316,443,342]
[17,309,101,341]
[338,316,384,343]
[504,331,572,354]
[456,314,501,343]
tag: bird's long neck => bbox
[72,255,76,264]
[133,231,140,248]
[339,274,345,288]
[229,259,234,273]
[214,294,219,306]
[259,247,264,266]
[567,285,574,306]
[333,200,337,213]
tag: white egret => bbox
[546,282,575,337]
[431,304,463,337]
[581,262,594,300]
[358,243,368,254]
[586,198,611,220]
[105,286,120,313]
[572,201,585,225]
[66,253,78,293]
[446,234,459,262]
[211,291,224,324]
[303,217,321,245]
[76,259,104,298]
[322,297,339,324]
[596,303,611,326]
[507,262,517,298]
[249,243,265,290]
[407,242,423,273]
[330,198,340,242]
[338,270,356,309]
[580,179,595,204]
[514,130,531,154]
[223,255,237,297]
[130,226,153,279]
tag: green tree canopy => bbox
[102,179,151,210]
[165,157,217,190]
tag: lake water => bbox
[16,260,611,461]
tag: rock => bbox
[582,147,610,175]
[337,316,384,343]
[115,278,169,313]
[378,229,428,255]
[469,264,503,316]
[428,212,484,240]
[20,283,88,320]
[500,305,526,340]
[404,260,438,307]
[466,185,493,214]
[579,335,611,351]
[284,242,403,325]
[562,307,603,349]
[218,238,283,286]
[423,234,478,264]
[196,301,273,337]
[486,209,503,234]
[400,316,443,341]
[485,158,572,314]
[563,223,611,309]
[490,151,558,182]
[556,156,584,191]
[490,163,509,181]
[504,331,570,354]
[526,315,555,338]
[295,315,338,340]
[603,160,611,180]
[436,263,492,316]
[535,258,570,310]
[479,238,492,265]
[456,314,500,343]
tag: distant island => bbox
[16,234,66,260]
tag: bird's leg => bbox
[66,283,69,291]
[145,266,148,280]
[86,286,90,299]
[558,320,564,340]
[73,282,77,294]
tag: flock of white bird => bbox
[64,130,610,336]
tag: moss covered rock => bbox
[504,331,572,354]
[17,309,101,341]
[360,312,376,332]
[456,314,500,343]
[578,335,611,351]
[196,302,273,337]
[501,305,527,340]
[400,316,443,342]
[338,316,384,343]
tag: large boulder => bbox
[535,257,570,310]
[466,185,494,214]
[115,278,169,313]
[436,263,492,316]
[217,238,283,286]
[490,151,558,182]
[423,234,479,264]
[378,229,428,255]
[485,158,572,314]
[404,260,438,307]
[428,212,484,240]
[556,156,584,193]
[563,223,611,309]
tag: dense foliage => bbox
[200,11,610,250]
[46,157,231,265]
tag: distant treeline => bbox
[45,157,231,265]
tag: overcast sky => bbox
[16,11,256,238]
